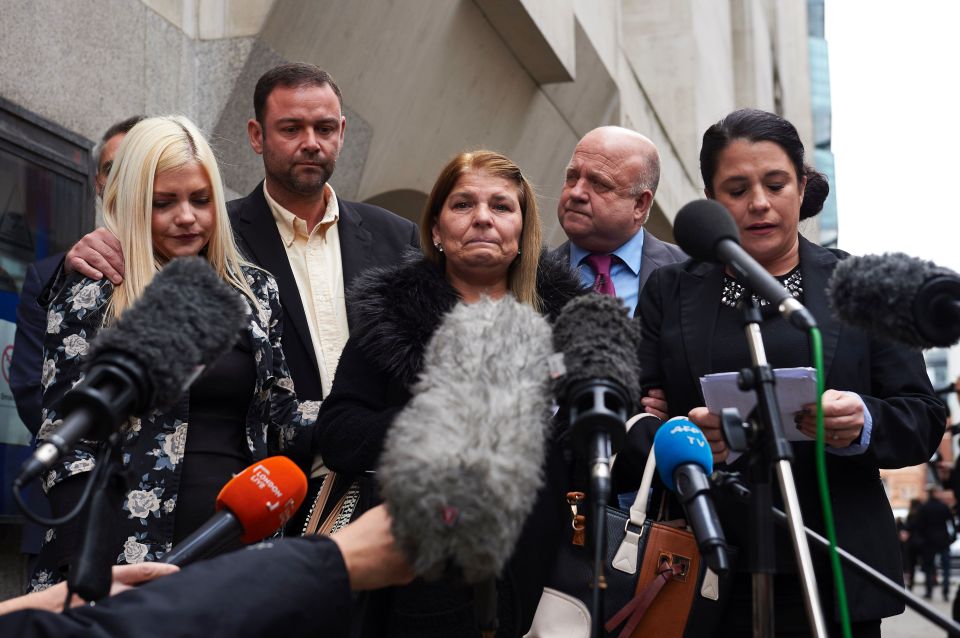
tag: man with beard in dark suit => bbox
[57,64,418,529]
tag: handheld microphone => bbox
[18,257,247,486]
[674,199,817,330]
[552,294,642,505]
[378,297,554,583]
[163,456,307,566]
[654,418,730,573]
[827,252,960,348]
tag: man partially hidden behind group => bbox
[554,126,686,316]
[62,64,419,528]
[10,115,145,573]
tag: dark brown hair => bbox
[700,108,829,220]
[253,63,343,125]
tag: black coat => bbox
[227,183,420,402]
[10,254,63,435]
[636,236,946,622]
[314,254,585,637]
[915,497,955,553]
[1,537,352,638]
[10,254,61,555]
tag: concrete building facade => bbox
[0,0,816,238]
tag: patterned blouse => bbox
[29,264,318,592]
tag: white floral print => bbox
[126,490,161,519]
[47,309,63,334]
[62,333,89,357]
[71,282,101,311]
[162,423,188,465]
[122,537,149,564]
[31,267,317,593]
[41,358,56,389]
[67,458,95,473]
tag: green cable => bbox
[810,327,852,638]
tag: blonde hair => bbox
[101,115,255,321]
[420,150,543,311]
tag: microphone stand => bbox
[67,433,130,602]
[730,300,827,638]
[569,379,628,638]
[711,471,960,637]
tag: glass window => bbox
[0,96,93,518]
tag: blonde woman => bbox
[29,116,317,592]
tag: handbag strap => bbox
[604,559,681,638]
[303,471,337,536]
[610,414,659,575]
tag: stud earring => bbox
[434,242,443,253]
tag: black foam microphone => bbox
[17,257,248,486]
[827,252,960,348]
[674,199,817,330]
[552,294,642,509]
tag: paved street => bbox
[882,574,956,638]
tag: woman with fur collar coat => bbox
[313,151,584,637]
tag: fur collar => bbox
[347,249,585,386]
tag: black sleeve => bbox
[856,335,947,469]
[636,266,666,396]
[0,537,352,638]
[312,337,404,474]
[10,262,47,434]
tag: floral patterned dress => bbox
[29,265,319,592]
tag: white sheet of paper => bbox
[699,367,818,442]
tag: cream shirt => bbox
[263,182,350,401]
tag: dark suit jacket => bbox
[552,228,687,313]
[636,235,946,621]
[11,254,64,435]
[10,254,61,555]
[227,183,419,403]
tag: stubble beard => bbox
[263,144,336,197]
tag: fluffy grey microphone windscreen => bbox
[828,252,960,349]
[87,256,249,410]
[377,297,554,583]
[551,293,642,411]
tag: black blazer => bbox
[10,253,61,555]
[11,254,64,435]
[637,235,945,622]
[228,183,419,402]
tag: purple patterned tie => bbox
[585,253,616,296]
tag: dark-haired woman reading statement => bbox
[636,108,944,637]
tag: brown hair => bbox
[420,150,543,311]
[253,63,343,125]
